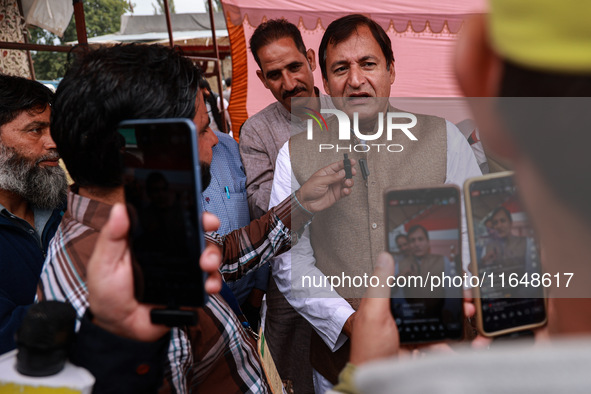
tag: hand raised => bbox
[297,158,356,214]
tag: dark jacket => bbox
[0,206,64,354]
[71,311,170,393]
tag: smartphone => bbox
[384,186,464,344]
[465,171,546,337]
[118,118,207,309]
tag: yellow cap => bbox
[490,0,591,72]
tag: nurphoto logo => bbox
[305,107,419,153]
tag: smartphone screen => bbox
[118,119,206,308]
[385,186,464,343]
[466,172,546,336]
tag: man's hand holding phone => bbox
[296,158,356,214]
[350,252,400,365]
[86,204,222,342]
[350,253,478,365]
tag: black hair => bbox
[319,14,395,80]
[199,78,225,132]
[498,60,591,227]
[491,206,512,223]
[0,74,53,129]
[249,19,307,70]
[407,224,429,240]
[395,233,408,243]
[225,77,232,87]
[51,44,202,188]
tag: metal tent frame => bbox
[0,0,228,132]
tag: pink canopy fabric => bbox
[223,0,486,32]
[221,0,487,133]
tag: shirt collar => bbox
[0,201,53,235]
[66,189,113,232]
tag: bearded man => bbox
[0,74,67,354]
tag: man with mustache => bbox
[241,19,328,221]
[269,14,481,392]
[0,74,67,354]
[481,206,528,266]
[332,0,591,392]
[240,19,333,392]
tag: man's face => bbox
[193,92,218,190]
[408,229,430,258]
[485,219,497,237]
[256,37,317,112]
[492,210,512,239]
[0,106,58,168]
[396,237,409,254]
[322,25,395,125]
[0,106,67,209]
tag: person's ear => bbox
[307,48,317,72]
[455,14,502,98]
[388,61,395,85]
[256,69,270,89]
[322,77,331,96]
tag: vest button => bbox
[371,223,377,229]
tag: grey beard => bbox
[0,145,67,210]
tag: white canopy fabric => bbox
[86,13,228,44]
[87,29,228,44]
[21,0,73,37]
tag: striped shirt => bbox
[37,189,302,393]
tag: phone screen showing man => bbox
[385,187,464,343]
[468,173,546,335]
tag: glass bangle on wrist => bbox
[292,190,315,217]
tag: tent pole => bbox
[207,0,227,133]
[163,0,174,47]
[0,42,73,52]
[16,0,35,79]
[72,0,88,45]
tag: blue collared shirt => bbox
[201,131,269,304]
[201,131,251,235]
